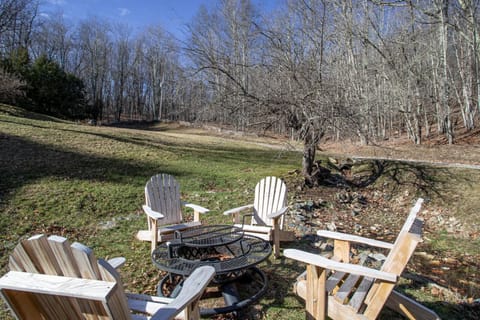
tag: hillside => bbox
[1,104,479,319]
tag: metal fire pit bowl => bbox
[152,227,271,283]
[151,225,272,317]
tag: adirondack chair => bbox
[284,198,441,320]
[224,176,295,258]
[0,234,215,320]
[136,174,210,252]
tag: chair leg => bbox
[194,210,200,222]
[306,264,327,320]
[273,218,281,258]
[386,290,440,320]
[151,218,158,253]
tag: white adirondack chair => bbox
[224,176,295,258]
[0,234,215,320]
[136,174,210,252]
[284,198,441,320]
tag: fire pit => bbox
[151,224,272,316]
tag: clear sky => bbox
[40,0,278,40]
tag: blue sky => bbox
[40,0,278,40]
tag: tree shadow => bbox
[0,134,184,201]
[308,158,474,200]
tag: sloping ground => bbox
[1,105,479,319]
[322,128,480,168]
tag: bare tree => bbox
[77,17,111,121]
[0,0,38,55]
[0,68,24,103]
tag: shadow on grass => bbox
[0,134,183,198]
[311,158,475,201]
[2,115,298,171]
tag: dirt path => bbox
[321,138,480,169]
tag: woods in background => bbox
[1,0,479,179]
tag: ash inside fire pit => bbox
[176,246,234,262]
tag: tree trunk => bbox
[302,136,316,185]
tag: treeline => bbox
[1,1,479,153]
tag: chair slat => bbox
[334,274,361,304]
[348,277,374,312]
[10,240,39,273]
[70,242,101,280]
[326,271,347,294]
[47,236,81,277]
[20,235,63,275]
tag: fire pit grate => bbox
[152,233,271,281]
[151,225,272,317]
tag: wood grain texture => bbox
[286,198,439,320]
[1,235,216,320]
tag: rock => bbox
[303,200,314,211]
[351,206,362,217]
[295,214,306,223]
[368,253,387,262]
[319,242,334,251]
[99,220,116,230]
[326,222,337,231]
[337,192,352,204]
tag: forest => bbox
[1,0,479,178]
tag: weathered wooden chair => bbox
[0,234,215,320]
[136,174,210,252]
[284,198,441,320]
[224,176,295,258]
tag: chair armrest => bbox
[223,204,254,215]
[267,206,288,219]
[316,230,394,250]
[142,205,164,220]
[284,249,397,283]
[0,271,116,299]
[107,257,126,269]
[183,202,209,214]
[150,266,216,320]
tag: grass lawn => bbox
[1,104,479,319]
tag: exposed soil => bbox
[321,128,480,168]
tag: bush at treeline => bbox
[1,48,87,120]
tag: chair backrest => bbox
[252,176,287,228]
[145,174,183,226]
[362,198,424,318]
[2,234,131,319]
[381,198,424,275]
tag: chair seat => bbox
[234,224,272,234]
[233,224,296,242]
[136,221,202,242]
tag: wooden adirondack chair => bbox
[136,174,210,252]
[0,234,215,320]
[284,198,441,320]
[224,176,295,258]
